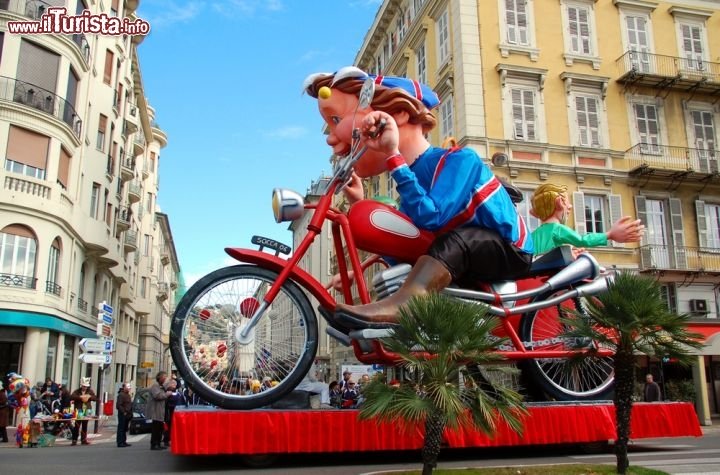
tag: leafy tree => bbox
[359,293,527,475]
[561,271,704,474]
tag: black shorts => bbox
[428,227,532,286]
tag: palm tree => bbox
[358,293,527,475]
[561,271,705,474]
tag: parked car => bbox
[128,388,152,435]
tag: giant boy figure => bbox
[304,67,533,328]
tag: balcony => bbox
[616,51,720,96]
[77,297,88,313]
[141,159,149,179]
[70,33,90,64]
[160,246,170,265]
[170,279,178,290]
[133,131,145,155]
[106,154,115,178]
[0,76,82,138]
[639,245,720,274]
[127,182,141,203]
[116,206,132,231]
[157,282,169,301]
[124,229,138,252]
[125,105,138,134]
[0,273,37,289]
[45,280,62,297]
[625,144,719,182]
[120,154,135,181]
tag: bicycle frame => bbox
[225,174,614,367]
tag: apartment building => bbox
[0,0,179,396]
[346,0,719,421]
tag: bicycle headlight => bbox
[272,188,304,223]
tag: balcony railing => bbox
[616,51,720,94]
[45,280,62,296]
[70,33,90,63]
[626,144,719,175]
[124,229,138,252]
[157,282,168,301]
[77,297,88,313]
[127,182,141,203]
[0,76,82,137]
[639,245,720,273]
[160,246,169,265]
[116,206,132,231]
[0,273,37,289]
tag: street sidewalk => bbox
[0,416,121,449]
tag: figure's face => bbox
[556,192,572,224]
[318,89,387,178]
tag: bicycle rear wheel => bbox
[520,291,614,401]
[170,265,318,410]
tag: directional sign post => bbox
[79,338,113,353]
[97,311,113,325]
[78,353,112,365]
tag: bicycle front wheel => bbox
[170,265,318,409]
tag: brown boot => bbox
[335,255,452,329]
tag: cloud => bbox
[262,126,308,140]
[140,0,204,29]
[212,0,285,17]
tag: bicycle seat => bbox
[527,245,575,276]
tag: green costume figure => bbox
[530,184,644,255]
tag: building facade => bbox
[0,0,179,398]
[342,0,720,421]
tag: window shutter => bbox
[7,125,49,170]
[568,7,579,52]
[523,90,535,141]
[578,8,590,54]
[609,194,623,247]
[576,96,588,146]
[634,195,652,268]
[696,200,708,249]
[517,0,528,45]
[104,50,114,84]
[58,148,70,188]
[506,0,517,44]
[587,97,600,146]
[573,191,586,235]
[512,89,524,139]
[668,198,687,269]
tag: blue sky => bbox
[134,0,382,285]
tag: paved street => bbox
[1,422,719,474]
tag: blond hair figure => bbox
[530,183,644,255]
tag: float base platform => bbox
[171,402,702,456]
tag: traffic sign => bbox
[97,301,114,315]
[79,338,113,353]
[140,362,154,368]
[97,312,113,325]
[79,353,112,364]
[96,323,112,337]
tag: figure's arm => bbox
[390,150,481,230]
[552,225,608,248]
[607,216,645,244]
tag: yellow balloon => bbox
[318,86,332,100]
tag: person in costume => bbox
[530,183,643,255]
[304,67,533,328]
[7,373,32,447]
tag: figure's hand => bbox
[326,271,355,291]
[360,111,399,156]
[80,395,90,403]
[570,247,587,259]
[607,216,645,243]
[343,172,364,204]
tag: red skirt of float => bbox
[170,402,702,455]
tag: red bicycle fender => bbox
[224,248,336,309]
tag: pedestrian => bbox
[643,373,662,402]
[0,381,9,442]
[146,371,172,450]
[116,382,133,448]
[57,383,71,411]
[162,377,180,448]
[70,377,97,446]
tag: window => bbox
[90,182,100,219]
[499,66,547,143]
[439,96,454,140]
[575,192,622,246]
[561,1,599,68]
[636,196,687,269]
[705,203,720,250]
[505,0,529,46]
[103,49,114,85]
[97,114,107,151]
[687,108,717,173]
[583,195,607,234]
[623,13,652,73]
[0,225,37,280]
[680,23,704,70]
[140,277,147,298]
[17,40,60,95]
[46,332,58,380]
[105,191,112,226]
[110,0,118,16]
[511,88,536,141]
[146,192,153,213]
[575,94,601,147]
[517,190,540,232]
[416,42,426,85]
[633,102,661,152]
[436,8,449,65]
[58,148,71,189]
[5,125,49,179]
[0,32,4,67]
[47,238,61,285]
[143,234,151,256]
